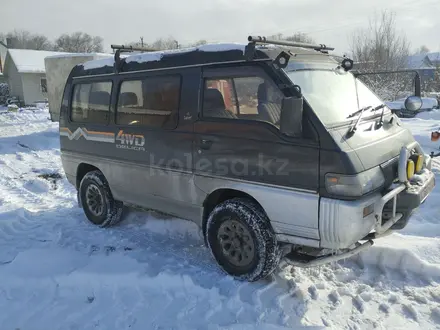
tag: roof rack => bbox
[247,36,335,52]
[110,44,158,73]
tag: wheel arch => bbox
[76,163,100,189]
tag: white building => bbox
[0,41,7,84]
[3,48,70,106]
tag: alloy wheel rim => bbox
[217,219,255,267]
[85,184,104,217]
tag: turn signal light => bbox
[363,204,375,218]
[407,160,415,179]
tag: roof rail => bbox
[110,44,158,53]
[247,36,335,52]
[110,44,158,73]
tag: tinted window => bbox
[203,75,283,126]
[71,81,112,124]
[117,76,180,128]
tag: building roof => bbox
[406,54,434,70]
[6,49,71,73]
[426,52,440,64]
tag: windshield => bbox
[285,63,385,126]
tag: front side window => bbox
[203,75,283,126]
[71,81,112,124]
[286,62,384,126]
[116,76,180,129]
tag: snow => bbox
[6,49,71,73]
[123,43,246,65]
[406,54,434,70]
[1,107,440,329]
[385,97,439,111]
[80,43,248,69]
[82,57,116,70]
[47,52,112,59]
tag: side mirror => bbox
[280,96,303,137]
[404,96,423,112]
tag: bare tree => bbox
[125,36,179,51]
[54,32,103,53]
[415,45,430,55]
[150,37,179,50]
[189,39,208,47]
[0,30,52,50]
[268,32,316,44]
[285,33,316,44]
[350,10,412,100]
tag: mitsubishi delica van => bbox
[53,36,435,281]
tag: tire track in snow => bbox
[2,109,440,329]
[282,260,440,329]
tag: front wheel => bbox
[79,170,123,227]
[205,198,281,282]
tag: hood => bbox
[329,115,416,172]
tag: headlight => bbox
[325,167,385,197]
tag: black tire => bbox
[205,198,281,282]
[78,170,123,227]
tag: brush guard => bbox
[283,240,374,268]
[282,141,434,268]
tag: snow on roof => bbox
[7,49,72,73]
[125,43,246,65]
[47,52,112,60]
[406,54,434,70]
[78,43,247,70]
[427,52,440,63]
[83,57,115,70]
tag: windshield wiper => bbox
[346,104,389,137]
[346,106,372,136]
[372,103,387,127]
[346,105,372,119]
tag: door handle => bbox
[200,139,213,150]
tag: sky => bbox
[1,0,439,55]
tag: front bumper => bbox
[284,170,435,267]
[377,169,435,234]
[319,142,435,250]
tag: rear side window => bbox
[116,76,180,129]
[71,81,112,124]
[203,75,283,126]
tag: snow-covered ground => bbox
[1,108,440,330]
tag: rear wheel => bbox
[205,198,281,282]
[79,170,123,227]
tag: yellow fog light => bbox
[407,160,415,179]
[410,154,424,173]
[415,154,423,173]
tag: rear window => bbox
[116,76,180,129]
[70,81,112,124]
